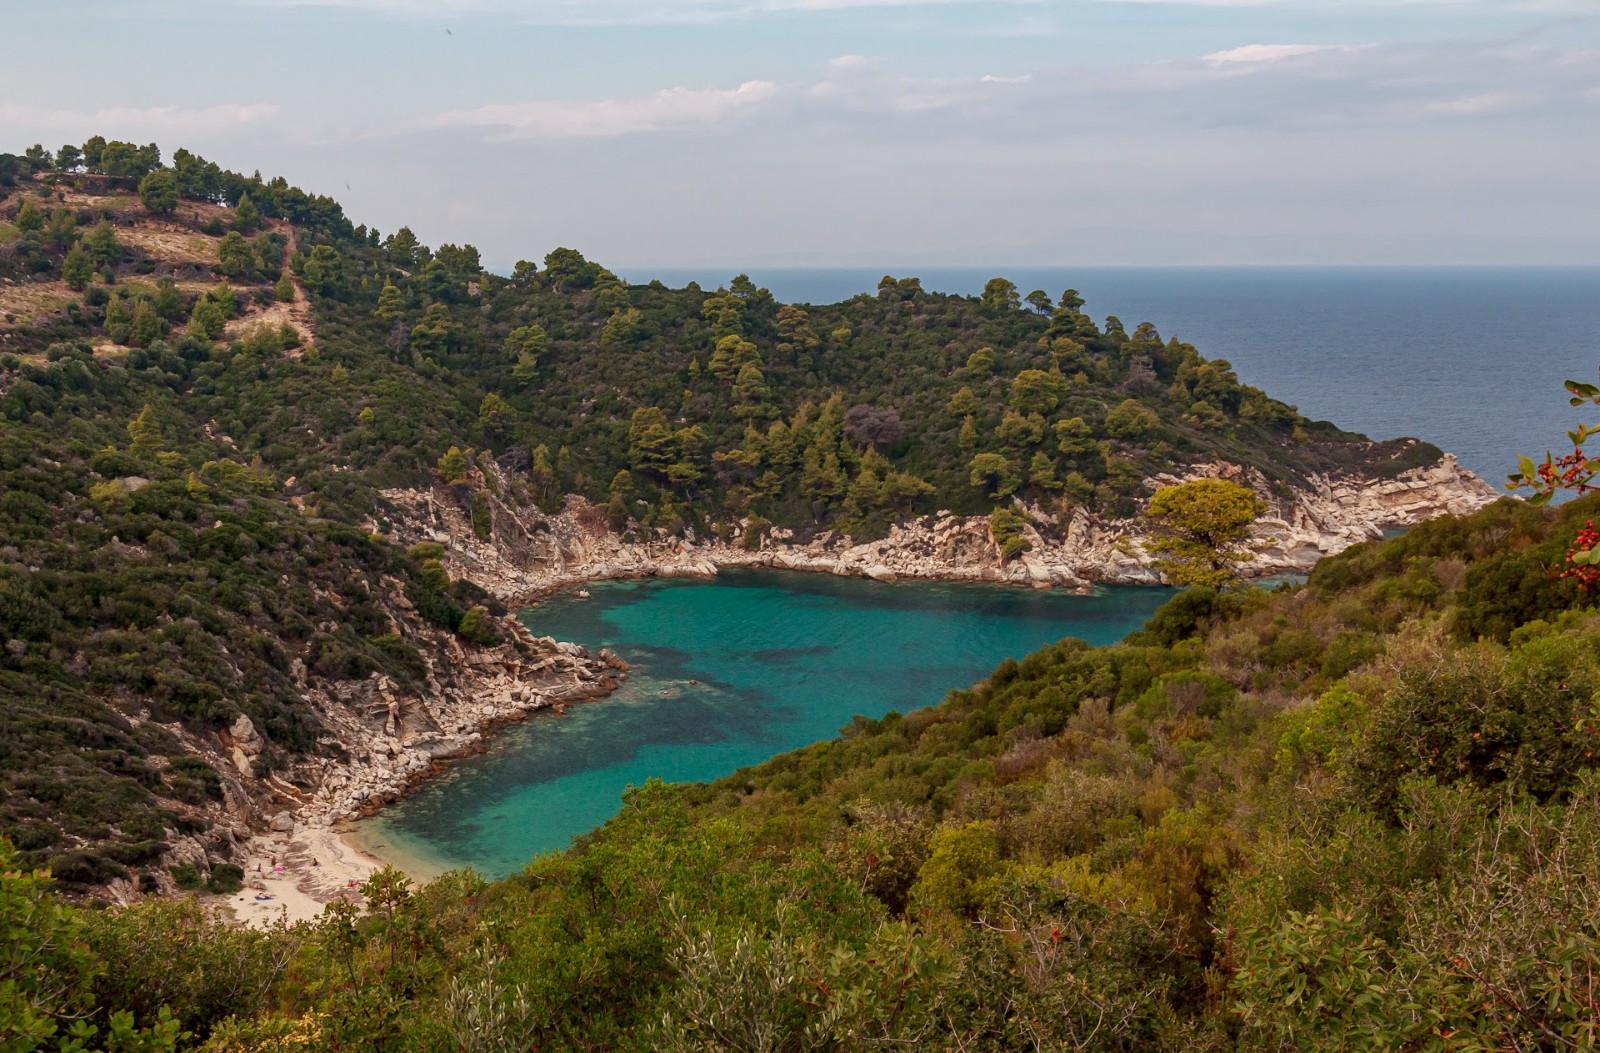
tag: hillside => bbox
[6,488,1598,1050]
[0,139,1594,1051]
[0,139,1503,903]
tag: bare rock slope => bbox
[388,453,1500,600]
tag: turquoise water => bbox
[351,570,1171,878]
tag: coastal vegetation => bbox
[0,139,1448,894]
[5,490,1599,1050]
[2,140,1591,1049]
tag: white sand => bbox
[226,823,383,928]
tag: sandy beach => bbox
[226,822,385,928]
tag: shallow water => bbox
[349,570,1171,879]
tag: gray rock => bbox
[230,713,264,755]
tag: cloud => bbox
[1203,43,1360,66]
[0,103,280,137]
[242,0,1009,25]
[804,60,1038,116]
[425,80,777,140]
[420,37,1600,149]
[778,37,1600,141]
[247,35,1596,269]
[826,54,882,72]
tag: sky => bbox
[3,0,1599,269]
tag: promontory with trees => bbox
[2,140,1594,1051]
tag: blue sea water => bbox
[644,266,1600,490]
[354,266,1600,877]
[350,571,1171,878]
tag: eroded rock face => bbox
[378,453,1501,603]
[282,619,627,826]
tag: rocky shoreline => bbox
[388,452,1502,603]
[211,452,1498,923]
[209,626,633,925]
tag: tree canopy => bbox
[1143,477,1268,588]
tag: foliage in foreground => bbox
[4,493,1600,1050]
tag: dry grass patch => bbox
[225,295,314,350]
[120,275,215,296]
[118,226,220,266]
[61,189,235,224]
[0,280,75,328]
[60,191,142,215]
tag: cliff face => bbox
[100,581,629,905]
[253,624,629,829]
[384,454,1502,599]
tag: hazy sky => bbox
[4,1,1598,268]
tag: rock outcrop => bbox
[159,590,632,885]
[381,452,1501,601]
[186,449,1498,890]
[287,623,625,826]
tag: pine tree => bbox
[556,447,577,491]
[104,296,132,345]
[529,445,557,505]
[409,303,457,357]
[209,282,238,320]
[1028,451,1063,491]
[387,226,422,267]
[61,246,92,290]
[958,416,979,453]
[507,324,548,385]
[152,277,184,321]
[436,446,469,484]
[478,393,514,448]
[948,386,979,416]
[188,298,226,340]
[129,300,162,348]
[218,232,255,280]
[138,169,178,214]
[84,221,120,270]
[375,280,404,323]
[13,199,43,233]
[732,362,771,420]
[233,192,261,233]
[127,404,161,455]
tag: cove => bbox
[349,570,1172,879]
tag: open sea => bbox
[351,266,1600,878]
[643,266,1600,490]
